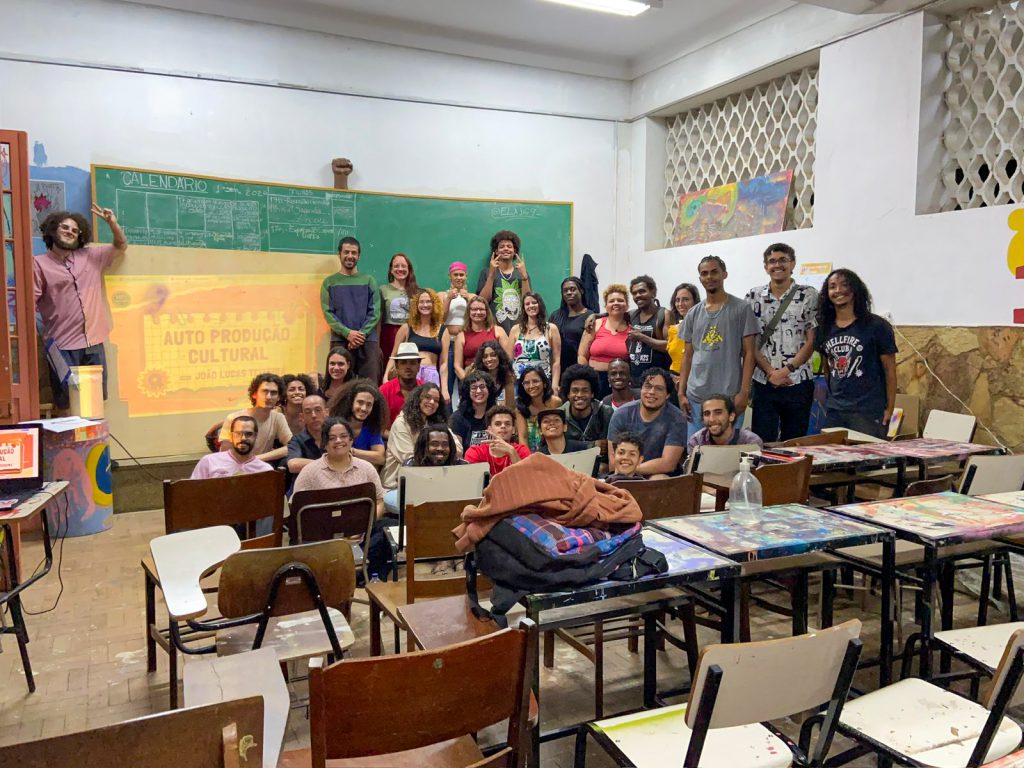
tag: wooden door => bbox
[0,131,40,423]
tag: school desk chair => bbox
[280,619,536,768]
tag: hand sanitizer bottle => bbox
[728,456,763,525]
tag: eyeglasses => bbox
[765,257,792,266]
[57,224,80,234]
[640,383,668,394]
[231,430,256,438]
[468,383,489,391]
[327,434,352,443]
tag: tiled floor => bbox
[0,509,1015,766]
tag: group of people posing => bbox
[194,231,897,531]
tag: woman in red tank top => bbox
[453,297,511,395]
[577,284,630,398]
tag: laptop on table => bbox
[0,423,44,510]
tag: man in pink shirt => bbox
[33,205,127,412]
[191,415,273,479]
[463,405,530,476]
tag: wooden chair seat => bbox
[934,622,1024,672]
[216,607,355,662]
[280,735,485,768]
[839,539,998,569]
[365,579,410,629]
[740,551,839,578]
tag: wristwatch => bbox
[785,362,796,373]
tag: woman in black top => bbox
[384,288,444,386]
[449,369,498,449]
[815,268,897,438]
[550,277,593,376]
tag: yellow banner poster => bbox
[106,274,328,417]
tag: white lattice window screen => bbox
[663,67,818,247]
[941,2,1024,210]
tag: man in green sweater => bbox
[320,236,382,381]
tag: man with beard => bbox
[191,416,273,478]
[34,206,127,413]
[321,236,381,380]
[687,394,763,450]
[383,425,466,515]
[608,367,686,478]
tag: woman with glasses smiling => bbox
[450,370,498,449]
[293,417,385,509]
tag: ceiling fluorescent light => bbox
[540,0,658,17]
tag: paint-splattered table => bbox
[517,525,741,767]
[831,491,1024,678]
[652,503,896,684]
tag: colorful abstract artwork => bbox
[672,170,793,246]
[835,492,1024,543]
[641,528,734,577]
[655,504,883,562]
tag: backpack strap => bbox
[758,285,799,349]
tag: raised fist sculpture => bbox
[332,158,354,190]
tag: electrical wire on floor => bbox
[108,431,166,482]
[892,323,1012,453]
[3,490,70,616]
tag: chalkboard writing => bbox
[92,165,573,305]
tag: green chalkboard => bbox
[91,164,572,301]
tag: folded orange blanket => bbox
[452,453,641,553]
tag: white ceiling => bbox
[121,0,803,79]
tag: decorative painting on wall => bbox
[672,169,793,246]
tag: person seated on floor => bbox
[192,415,272,479]
[217,372,292,464]
[607,367,686,479]
[382,424,467,516]
[293,417,391,576]
[559,363,613,464]
[382,382,460,490]
[331,382,387,468]
[535,408,591,456]
[449,369,498,449]
[603,431,646,483]
[285,394,327,490]
[463,405,530,476]
[379,342,425,433]
[686,393,764,451]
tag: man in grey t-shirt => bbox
[677,256,759,439]
[607,368,687,477]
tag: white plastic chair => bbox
[960,455,1024,495]
[831,628,1024,768]
[575,619,863,768]
[923,409,977,442]
[395,463,488,549]
[545,446,600,477]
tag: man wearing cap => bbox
[535,408,591,456]
[379,342,424,429]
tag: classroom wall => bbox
[616,11,1024,448]
[0,0,622,460]
[616,12,1022,329]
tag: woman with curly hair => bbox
[514,366,561,452]
[281,373,317,436]
[383,382,459,488]
[815,268,897,438]
[450,369,498,449]
[510,291,562,392]
[578,284,631,399]
[471,339,515,406]
[384,288,444,385]
[329,381,388,467]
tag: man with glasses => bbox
[34,206,128,413]
[285,394,328,490]
[191,415,273,479]
[744,243,819,441]
[608,367,687,478]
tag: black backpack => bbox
[465,515,667,626]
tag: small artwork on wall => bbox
[672,169,793,247]
[29,179,66,233]
[1008,208,1024,324]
